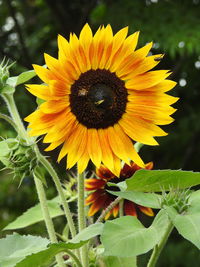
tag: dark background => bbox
[0,0,200,266]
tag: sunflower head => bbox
[85,162,154,219]
[25,23,178,176]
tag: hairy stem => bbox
[2,93,78,264]
[2,94,30,143]
[34,175,65,267]
[3,93,77,239]
[77,172,88,267]
[37,150,77,239]
[64,249,83,267]
[119,199,124,217]
[0,112,17,129]
[96,197,122,223]
[147,221,174,267]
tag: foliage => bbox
[0,233,50,267]
[0,0,200,266]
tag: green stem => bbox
[2,93,78,263]
[0,112,17,129]
[2,94,30,143]
[96,197,121,223]
[37,150,77,239]
[147,221,174,267]
[34,174,65,267]
[3,93,77,240]
[77,172,88,267]
[119,199,124,217]
[64,249,83,267]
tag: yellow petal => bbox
[58,34,81,76]
[105,26,128,69]
[109,31,139,72]
[119,114,167,145]
[87,129,102,168]
[98,128,114,171]
[128,79,177,93]
[32,64,54,84]
[128,92,179,106]
[126,70,171,90]
[116,42,153,78]
[107,126,130,165]
[79,23,93,70]
[45,137,66,151]
[114,124,145,168]
[120,54,164,80]
[43,115,76,143]
[67,124,87,169]
[26,84,58,100]
[44,53,72,83]
[77,149,90,173]
[91,26,106,70]
[99,24,114,69]
[48,79,70,96]
[111,152,121,177]
[126,103,176,125]
[69,33,87,73]
[56,122,79,162]
[40,98,69,114]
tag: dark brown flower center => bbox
[70,69,128,129]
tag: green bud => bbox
[0,138,38,182]
[0,58,15,92]
[161,188,191,214]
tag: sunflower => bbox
[25,24,177,176]
[85,162,154,219]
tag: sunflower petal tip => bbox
[32,64,37,70]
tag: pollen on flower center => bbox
[70,69,128,129]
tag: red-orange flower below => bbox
[85,162,154,219]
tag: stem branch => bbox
[65,249,83,267]
[0,112,17,129]
[96,197,121,223]
[119,199,124,217]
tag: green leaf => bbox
[6,77,18,87]
[0,233,49,267]
[126,169,200,192]
[6,70,36,88]
[4,197,63,230]
[107,181,127,191]
[108,191,161,209]
[6,138,19,150]
[165,206,200,249]
[33,166,47,187]
[98,255,137,267]
[36,97,45,106]
[16,70,36,85]
[101,210,168,257]
[71,223,104,243]
[0,140,10,157]
[187,190,200,213]
[15,242,86,267]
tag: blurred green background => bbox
[0,0,200,266]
